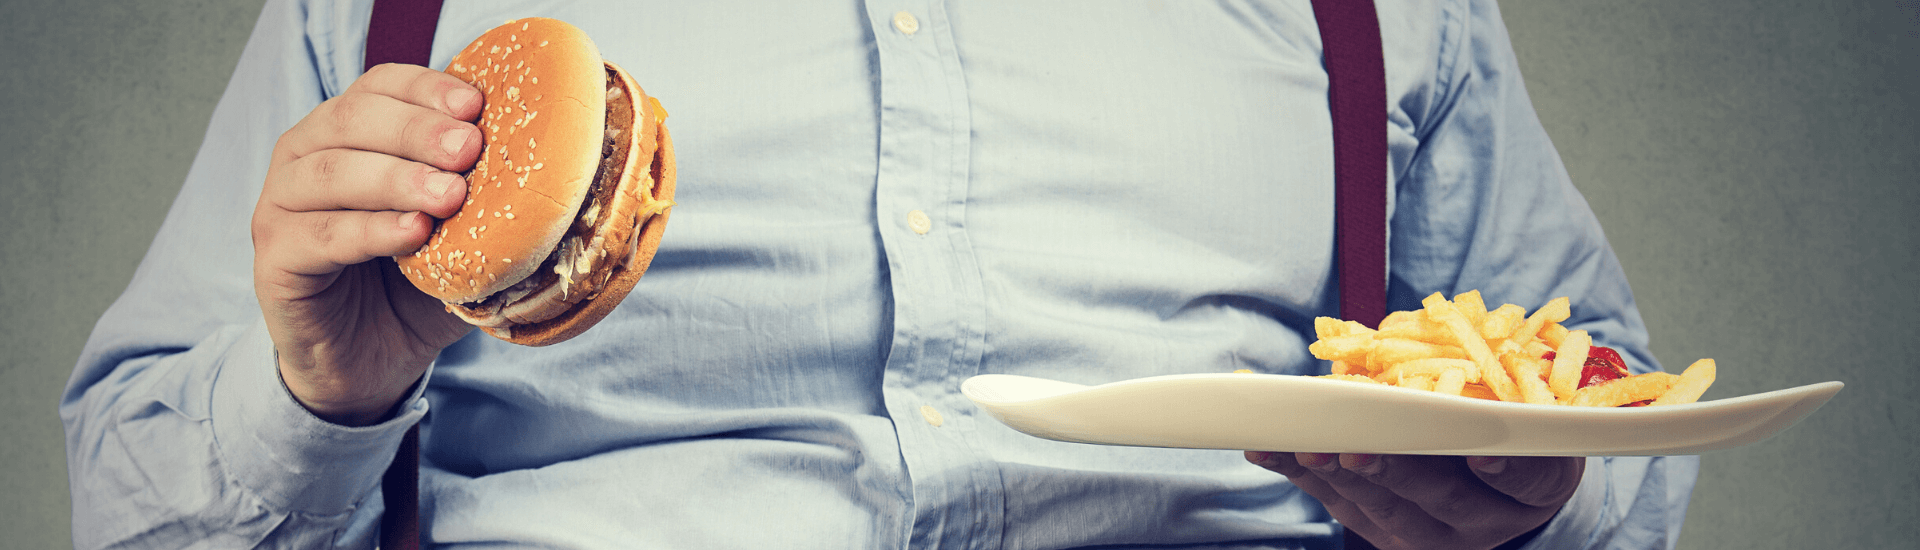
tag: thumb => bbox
[1467,456,1586,508]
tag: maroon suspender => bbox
[362,1,1386,547]
[1311,0,1390,329]
[364,0,445,70]
[365,3,443,547]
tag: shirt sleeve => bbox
[57,1,422,548]
[1387,0,1699,548]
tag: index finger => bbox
[348,63,484,121]
[273,65,483,171]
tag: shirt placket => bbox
[864,0,1002,548]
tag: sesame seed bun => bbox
[394,18,675,346]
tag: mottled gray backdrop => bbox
[3,1,1913,548]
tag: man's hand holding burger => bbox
[1247,452,1584,550]
[252,64,483,426]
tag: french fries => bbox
[1306,292,1717,407]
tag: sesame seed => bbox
[494,211,501,218]
[522,22,529,31]
[532,163,544,170]
[529,138,537,149]
[490,45,500,54]
[506,212,516,219]
[540,40,549,47]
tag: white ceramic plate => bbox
[961,373,1843,456]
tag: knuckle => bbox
[249,210,275,248]
[307,213,341,252]
[358,63,406,89]
[305,149,342,186]
[325,96,360,136]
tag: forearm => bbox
[63,321,421,549]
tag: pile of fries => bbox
[1307,291,1715,407]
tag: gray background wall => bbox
[2,0,1913,548]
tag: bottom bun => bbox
[482,124,677,346]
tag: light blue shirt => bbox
[63,0,1697,548]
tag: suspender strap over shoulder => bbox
[1310,0,1390,329]
[366,4,444,548]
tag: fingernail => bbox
[446,87,480,114]
[441,127,473,156]
[1469,456,1508,475]
[1300,452,1337,472]
[1344,453,1383,475]
[426,172,460,198]
[1245,451,1273,465]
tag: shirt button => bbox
[919,405,945,427]
[893,11,920,35]
[907,209,932,234]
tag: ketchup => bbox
[1544,345,1650,406]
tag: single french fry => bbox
[1548,330,1593,399]
[1570,372,1677,407]
[1540,322,1570,349]
[1480,304,1527,340]
[1379,358,1479,384]
[1366,338,1468,372]
[1377,310,1425,333]
[1344,320,1375,337]
[1433,367,1469,396]
[1423,293,1520,402]
[1650,359,1717,406]
[1460,383,1500,401]
[1308,333,1374,362]
[1376,316,1454,346]
[1503,352,1558,405]
[1453,290,1489,328]
[1314,316,1348,339]
[1514,297,1571,345]
[1400,373,1438,392]
[1331,360,1362,376]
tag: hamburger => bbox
[395,18,675,346]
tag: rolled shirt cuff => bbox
[210,320,430,515]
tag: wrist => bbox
[275,350,419,426]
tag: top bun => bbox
[396,18,608,304]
